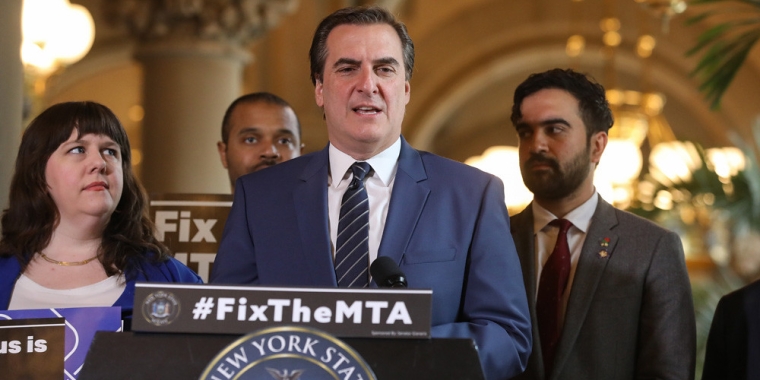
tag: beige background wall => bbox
[0,0,23,213]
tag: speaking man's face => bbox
[314,23,410,160]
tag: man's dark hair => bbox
[220,92,301,144]
[309,6,415,85]
[511,68,614,138]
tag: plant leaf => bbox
[686,0,760,107]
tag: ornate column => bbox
[0,0,24,213]
[107,0,298,194]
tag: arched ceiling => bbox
[47,0,760,169]
[403,0,757,162]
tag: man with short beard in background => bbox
[509,68,696,380]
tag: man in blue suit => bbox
[210,6,531,379]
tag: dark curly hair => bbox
[0,101,170,276]
[511,68,614,139]
[309,5,415,85]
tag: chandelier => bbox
[466,0,743,214]
[633,0,687,32]
[21,0,96,121]
[21,0,95,75]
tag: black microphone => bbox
[370,256,408,288]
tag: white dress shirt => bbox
[328,138,400,271]
[532,192,598,323]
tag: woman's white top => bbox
[7,274,125,310]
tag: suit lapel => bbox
[294,146,337,286]
[511,207,537,307]
[377,138,429,271]
[551,196,619,378]
[511,206,548,379]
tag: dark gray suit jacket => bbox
[510,196,696,380]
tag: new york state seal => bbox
[200,326,376,380]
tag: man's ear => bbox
[315,80,324,108]
[217,141,229,169]
[590,131,608,164]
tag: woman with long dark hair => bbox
[0,101,201,323]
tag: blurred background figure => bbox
[0,101,202,326]
[217,92,304,193]
[702,279,760,380]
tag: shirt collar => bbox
[532,191,599,234]
[328,137,401,188]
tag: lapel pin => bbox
[598,238,610,258]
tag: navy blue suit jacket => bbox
[702,279,760,380]
[211,138,532,379]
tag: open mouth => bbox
[353,106,381,115]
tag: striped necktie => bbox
[335,162,372,287]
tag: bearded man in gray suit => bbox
[508,68,696,380]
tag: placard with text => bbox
[150,193,233,283]
[0,307,122,379]
[132,283,432,338]
[0,318,65,379]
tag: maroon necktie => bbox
[536,218,573,374]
